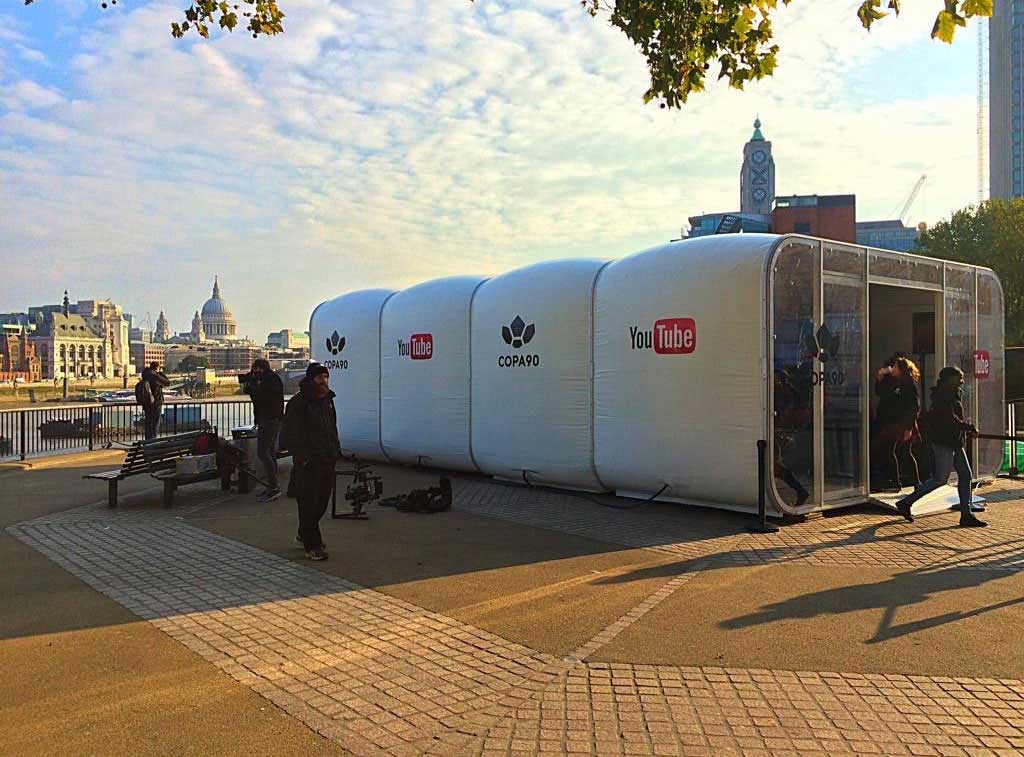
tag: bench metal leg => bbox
[238,467,251,495]
[163,480,175,508]
[108,480,118,508]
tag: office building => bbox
[990,0,1023,199]
[856,220,921,253]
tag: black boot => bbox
[896,499,914,522]
[959,513,987,528]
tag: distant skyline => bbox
[1,1,980,338]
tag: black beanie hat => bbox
[305,362,329,380]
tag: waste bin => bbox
[230,425,259,494]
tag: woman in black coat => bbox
[895,366,985,527]
[871,356,922,492]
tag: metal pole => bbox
[1010,404,1019,478]
[748,439,780,534]
[19,410,26,461]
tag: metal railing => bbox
[0,399,261,461]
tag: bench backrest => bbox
[117,443,152,477]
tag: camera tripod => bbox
[331,459,383,520]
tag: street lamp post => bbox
[62,291,70,400]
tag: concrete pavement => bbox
[3,452,1024,755]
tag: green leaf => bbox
[857,0,887,29]
[932,10,954,41]
[734,13,752,37]
[962,0,993,17]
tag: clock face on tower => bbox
[753,188,768,202]
[751,149,767,165]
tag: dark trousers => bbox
[296,460,335,550]
[898,443,973,514]
[871,425,920,489]
[143,405,162,440]
[256,418,283,490]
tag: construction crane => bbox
[977,17,987,204]
[895,174,927,225]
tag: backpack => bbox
[394,478,453,513]
[135,379,154,407]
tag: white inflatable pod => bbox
[471,258,610,490]
[309,289,395,461]
[593,235,773,509]
[380,276,488,470]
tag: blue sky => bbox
[0,0,982,340]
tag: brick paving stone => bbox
[8,475,1024,755]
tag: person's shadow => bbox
[720,542,1024,643]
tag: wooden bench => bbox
[84,430,225,507]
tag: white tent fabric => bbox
[593,235,774,508]
[309,288,395,461]
[471,258,610,490]
[380,276,488,471]
[310,233,1003,515]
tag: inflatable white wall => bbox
[593,235,771,508]
[471,259,610,490]
[310,236,778,511]
[309,289,394,460]
[380,276,487,471]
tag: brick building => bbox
[771,194,856,242]
[0,326,42,382]
[130,342,168,373]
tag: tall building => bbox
[991,0,1023,200]
[74,299,131,377]
[190,310,206,343]
[687,116,774,237]
[155,311,170,343]
[23,296,129,378]
[200,277,238,340]
[740,117,776,215]
[31,313,109,380]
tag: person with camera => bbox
[137,361,171,440]
[240,358,285,502]
[281,363,341,561]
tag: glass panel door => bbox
[945,265,977,462]
[771,241,817,508]
[822,276,867,498]
[976,271,1005,477]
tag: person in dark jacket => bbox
[871,356,922,492]
[140,362,171,440]
[241,359,285,501]
[895,366,985,526]
[282,363,342,560]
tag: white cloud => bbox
[0,0,980,338]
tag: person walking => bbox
[896,366,985,527]
[138,361,171,440]
[282,363,341,561]
[240,359,285,502]
[871,356,923,492]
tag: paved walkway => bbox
[7,465,1024,756]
